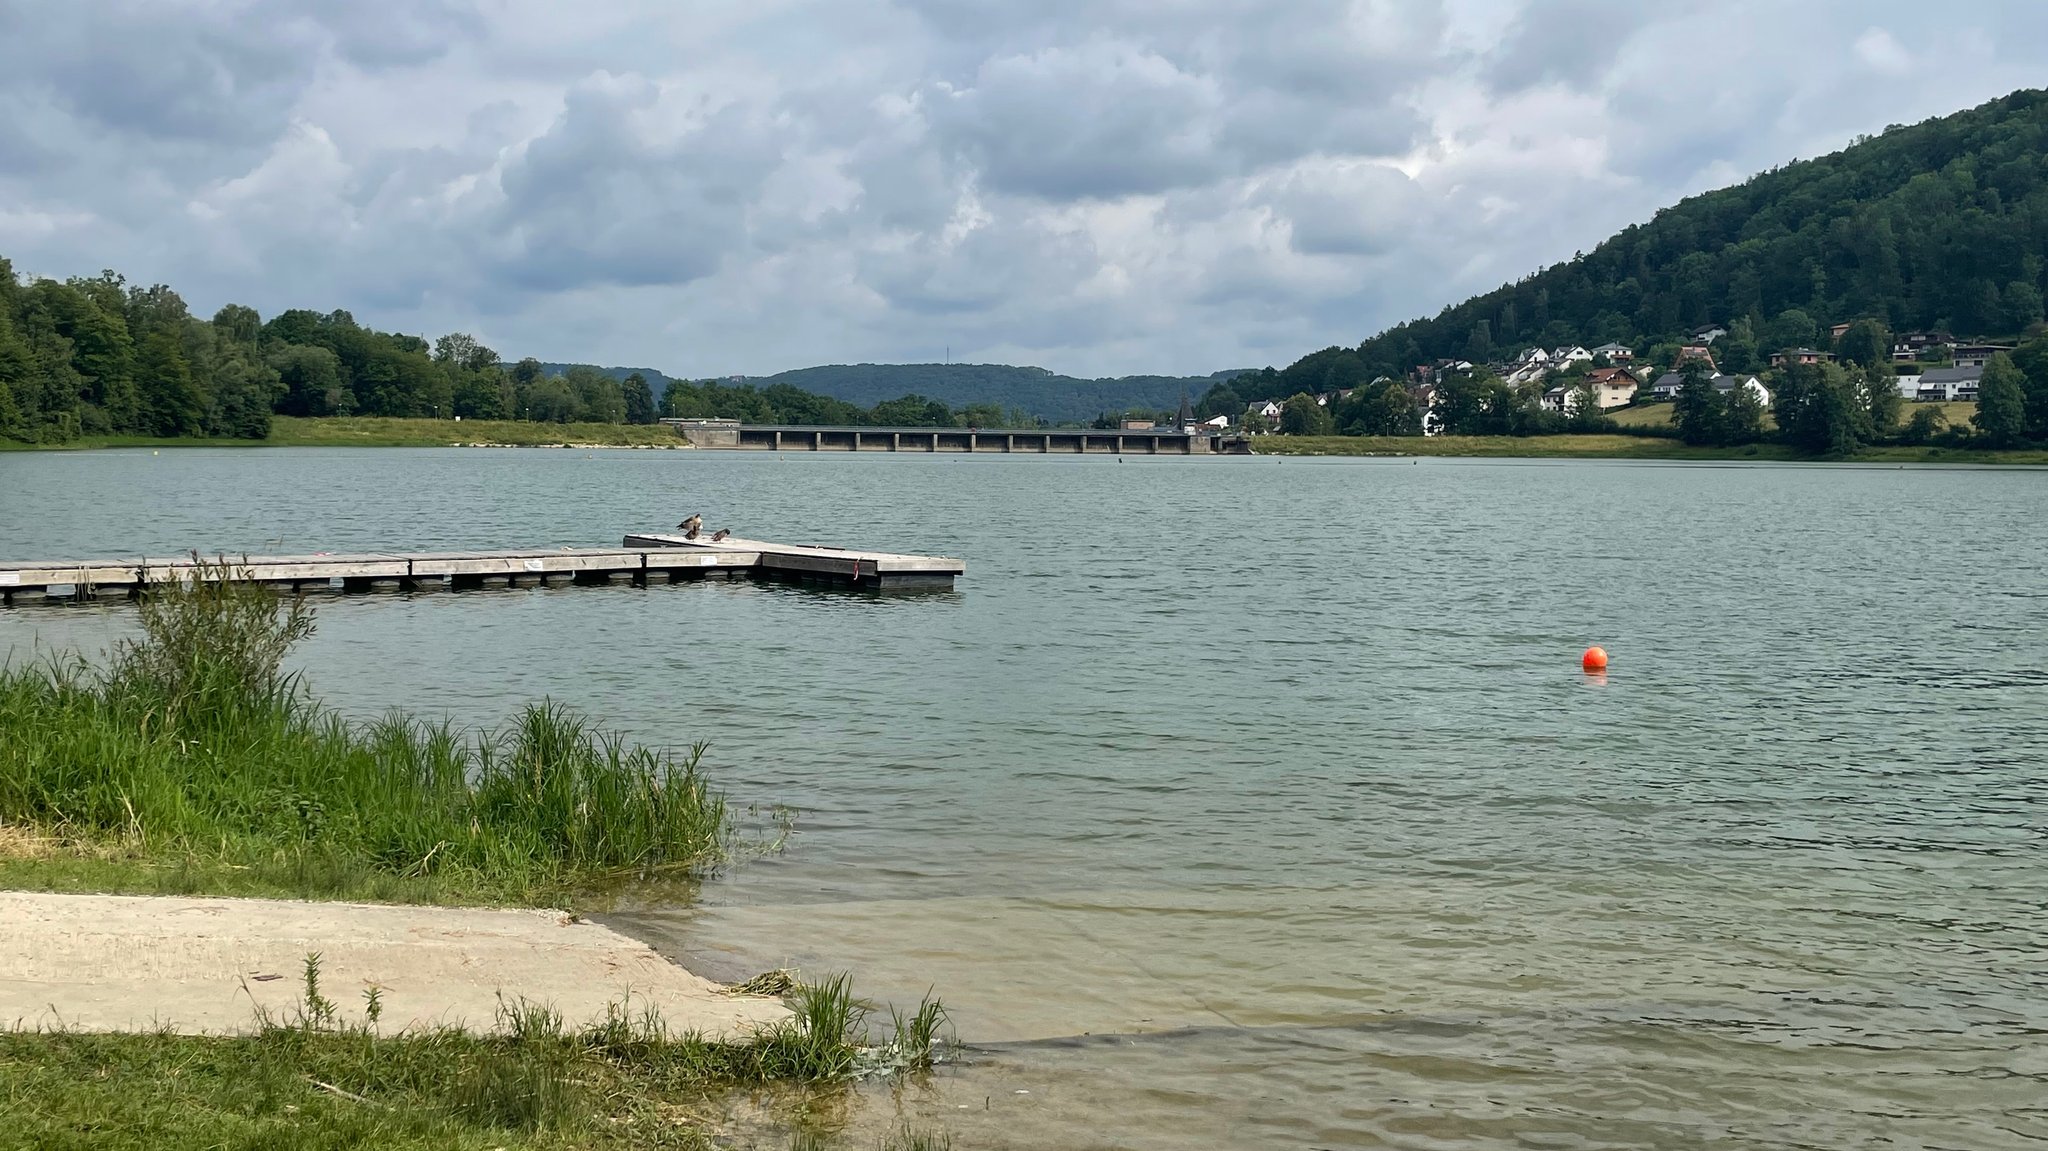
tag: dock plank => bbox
[2,532,955,606]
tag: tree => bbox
[1763,308,1817,356]
[1336,381,1421,436]
[0,376,21,442]
[205,353,279,439]
[1280,392,1332,436]
[1899,405,1948,445]
[1242,410,1272,435]
[523,377,579,423]
[1464,319,1494,363]
[622,372,657,425]
[134,329,202,437]
[2002,280,2044,333]
[1834,319,1891,372]
[211,304,261,346]
[1671,364,1723,446]
[2011,333,2048,442]
[271,344,347,416]
[1774,362,1860,454]
[1973,353,2028,445]
[1722,379,1766,443]
[1195,381,1243,420]
[870,393,954,427]
[1856,366,1902,438]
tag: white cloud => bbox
[1854,28,1913,76]
[1,0,2046,378]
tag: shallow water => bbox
[5,448,2046,1148]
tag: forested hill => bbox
[757,363,1242,424]
[535,363,677,396]
[1265,88,2048,389]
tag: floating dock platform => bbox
[0,534,962,607]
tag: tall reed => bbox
[0,561,727,903]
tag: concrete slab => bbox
[0,891,789,1039]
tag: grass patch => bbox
[0,416,688,451]
[1250,433,1801,460]
[266,416,689,449]
[0,560,726,906]
[1249,428,2048,464]
[0,971,951,1151]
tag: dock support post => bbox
[773,430,782,450]
[929,432,939,452]
[891,432,900,450]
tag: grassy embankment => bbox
[0,568,950,1150]
[0,415,688,452]
[1257,401,2048,464]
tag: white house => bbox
[1649,372,1768,406]
[1714,374,1770,407]
[1893,372,1923,399]
[1914,365,1982,401]
[1247,399,1283,421]
[1550,345,1594,366]
[1518,347,1551,365]
[1693,324,1729,344]
[1590,342,1634,362]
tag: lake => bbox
[4,447,2045,1149]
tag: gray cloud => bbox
[1,0,2045,378]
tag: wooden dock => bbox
[0,534,962,607]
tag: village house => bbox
[1914,365,1983,402]
[1590,341,1634,362]
[1829,322,1854,341]
[1247,399,1283,422]
[1675,343,1718,370]
[1891,331,1952,362]
[1951,343,2014,368]
[1549,346,1594,367]
[1540,367,1641,413]
[1648,372,1768,406]
[1770,347,1835,367]
[1693,324,1728,344]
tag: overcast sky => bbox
[3,1,2046,378]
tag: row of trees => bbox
[658,378,1032,428]
[0,255,1046,444]
[0,262,284,442]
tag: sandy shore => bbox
[0,891,788,1038]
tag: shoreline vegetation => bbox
[1247,431,2048,465]
[5,413,2046,464]
[0,564,951,1150]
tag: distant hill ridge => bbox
[755,363,1250,424]
[533,360,1247,423]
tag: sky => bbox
[3,2,2047,379]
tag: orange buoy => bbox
[1581,646,1609,672]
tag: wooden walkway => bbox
[0,533,962,606]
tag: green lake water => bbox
[3,448,2045,1149]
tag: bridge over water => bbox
[662,420,1229,454]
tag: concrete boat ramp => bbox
[0,531,963,606]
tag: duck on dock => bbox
[676,514,703,539]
